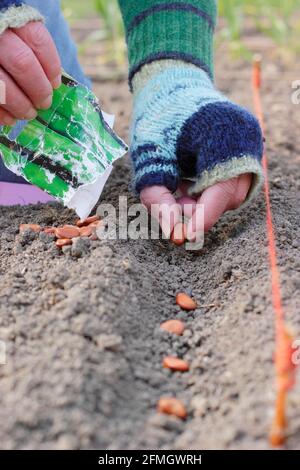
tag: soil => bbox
[0,21,299,450]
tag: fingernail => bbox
[186,217,197,242]
[186,227,196,242]
[3,116,16,126]
[160,208,173,239]
[24,108,38,120]
[51,74,61,89]
[38,94,53,110]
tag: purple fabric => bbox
[0,182,55,206]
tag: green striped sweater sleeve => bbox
[118,0,217,87]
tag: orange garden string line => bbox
[252,56,298,447]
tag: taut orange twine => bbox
[252,56,298,447]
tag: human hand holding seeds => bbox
[0,21,61,126]
[141,174,252,242]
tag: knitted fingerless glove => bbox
[118,0,264,203]
[0,1,43,35]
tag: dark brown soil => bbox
[0,22,299,449]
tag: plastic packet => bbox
[0,72,128,219]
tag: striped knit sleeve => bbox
[0,1,44,35]
[118,0,217,87]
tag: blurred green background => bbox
[61,0,300,65]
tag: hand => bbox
[0,21,61,126]
[140,174,252,241]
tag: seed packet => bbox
[0,72,128,218]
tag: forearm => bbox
[118,0,217,89]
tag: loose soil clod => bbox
[55,225,80,239]
[157,397,187,420]
[176,293,197,311]
[160,319,185,336]
[19,224,41,233]
[163,356,190,372]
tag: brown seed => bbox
[89,220,102,228]
[157,397,187,419]
[76,215,100,227]
[79,225,94,237]
[171,223,187,246]
[55,225,80,239]
[176,293,197,311]
[43,227,56,234]
[160,319,185,336]
[56,238,73,248]
[19,223,41,233]
[163,355,189,372]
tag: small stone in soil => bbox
[71,237,91,258]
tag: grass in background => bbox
[62,0,125,65]
[61,0,96,20]
[62,0,300,62]
[219,0,300,57]
[94,0,125,64]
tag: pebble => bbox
[71,237,91,258]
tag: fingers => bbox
[187,183,228,240]
[0,66,37,120]
[140,175,252,242]
[140,186,182,238]
[187,175,253,240]
[0,29,53,112]
[176,181,197,217]
[0,107,16,126]
[176,196,197,218]
[14,22,61,89]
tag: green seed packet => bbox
[0,72,128,218]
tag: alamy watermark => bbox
[291,80,300,104]
[95,196,204,251]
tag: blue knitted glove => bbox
[130,63,264,204]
